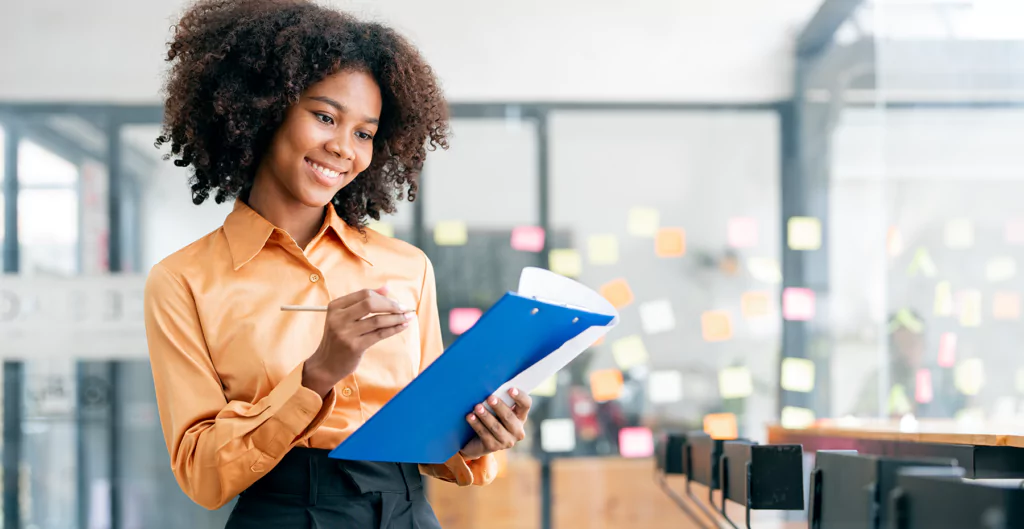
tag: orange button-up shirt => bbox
[143,200,496,509]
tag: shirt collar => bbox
[223,200,372,270]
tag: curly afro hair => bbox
[157,0,450,228]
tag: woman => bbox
[143,0,531,526]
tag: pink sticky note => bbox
[510,226,546,252]
[618,427,655,458]
[1006,218,1024,245]
[916,368,934,404]
[938,332,957,368]
[782,288,816,321]
[728,217,759,248]
[449,308,482,335]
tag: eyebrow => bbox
[309,96,379,125]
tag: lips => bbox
[305,157,346,187]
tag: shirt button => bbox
[309,273,320,283]
[341,387,353,398]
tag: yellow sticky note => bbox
[787,217,822,251]
[907,248,937,278]
[718,366,753,399]
[955,359,984,396]
[628,207,660,237]
[702,310,734,342]
[590,369,624,402]
[611,335,649,370]
[368,221,394,238]
[959,289,982,327]
[588,234,619,265]
[993,291,1021,320]
[703,413,738,440]
[747,257,782,284]
[549,249,582,277]
[531,375,558,397]
[986,257,1017,283]
[945,219,974,249]
[780,406,815,429]
[741,291,771,319]
[780,357,815,393]
[887,226,904,258]
[934,281,954,317]
[1016,369,1024,394]
[600,278,634,309]
[888,384,912,415]
[655,228,686,258]
[433,220,467,246]
[648,371,683,404]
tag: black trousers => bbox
[225,448,443,529]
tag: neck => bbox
[247,171,324,250]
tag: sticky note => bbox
[944,218,974,249]
[1006,218,1024,245]
[986,257,1017,282]
[449,308,482,335]
[618,427,655,458]
[590,369,625,402]
[728,217,758,248]
[434,220,468,246]
[639,299,676,334]
[600,278,634,309]
[741,291,771,318]
[889,308,924,334]
[701,310,733,342]
[655,227,686,258]
[787,216,822,251]
[747,257,782,284]
[1016,368,1024,394]
[934,281,954,316]
[780,407,815,429]
[780,357,815,393]
[719,254,740,276]
[907,248,937,278]
[648,370,683,404]
[916,368,934,404]
[368,221,394,238]
[592,335,606,347]
[628,207,660,237]
[937,332,957,368]
[955,359,984,396]
[540,419,576,452]
[718,366,753,399]
[531,375,558,397]
[993,291,1021,320]
[611,335,649,370]
[510,226,545,252]
[703,413,738,440]
[549,249,582,277]
[888,384,912,415]
[588,234,619,265]
[959,289,982,327]
[887,226,904,257]
[783,287,815,321]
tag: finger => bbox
[508,388,533,421]
[466,412,497,446]
[355,320,410,349]
[342,291,409,320]
[487,396,526,442]
[353,312,413,336]
[473,404,517,449]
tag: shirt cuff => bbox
[251,362,337,458]
[420,452,498,486]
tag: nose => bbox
[325,134,355,161]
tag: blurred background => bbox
[2,0,1024,527]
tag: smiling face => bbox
[253,68,382,211]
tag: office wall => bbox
[0,0,821,103]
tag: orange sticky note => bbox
[655,228,686,257]
[887,226,904,257]
[994,291,1021,320]
[590,369,624,402]
[592,335,606,347]
[741,291,771,318]
[701,310,733,342]
[600,278,634,309]
[703,413,738,440]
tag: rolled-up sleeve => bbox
[412,254,497,486]
[144,263,336,509]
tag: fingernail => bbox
[468,414,476,422]
[510,388,520,397]
[476,405,485,413]
[489,397,498,405]
[401,322,410,327]
[403,312,412,320]
[398,304,408,312]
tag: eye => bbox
[314,112,334,125]
[355,131,374,141]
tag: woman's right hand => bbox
[301,285,413,397]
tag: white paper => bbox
[491,267,620,408]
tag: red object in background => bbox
[937,332,957,368]
[510,226,546,252]
[569,387,600,441]
[448,308,482,335]
[782,288,815,321]
[618,427,655,458]
[915,368,934,404]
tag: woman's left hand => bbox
[459,388,532,460]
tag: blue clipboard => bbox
[328,291,615,464]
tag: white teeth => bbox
[309,160,340,179]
